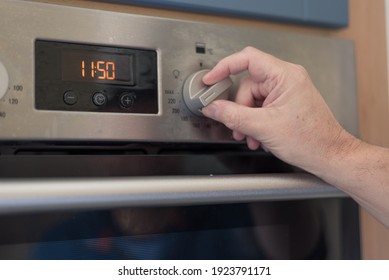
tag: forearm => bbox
[312,133,389,227]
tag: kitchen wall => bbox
[339,0,389,260]
[32,0,389,259]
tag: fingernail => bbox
[202,73,210,85]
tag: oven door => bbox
[0,146,360,260]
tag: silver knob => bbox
[183,69,233,116]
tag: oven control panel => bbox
[0,1,357,143]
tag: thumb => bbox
[202,100,268,139]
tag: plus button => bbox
[120,93,136,108]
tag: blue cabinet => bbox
[107,0,348,27]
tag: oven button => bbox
[0,61,9,100]
[63,90,78,105]
[92,92,107,106]
[183,69,233,116]
[120,92,136,108]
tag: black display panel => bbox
[35,40,158,114]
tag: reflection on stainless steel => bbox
[0,173,342,213]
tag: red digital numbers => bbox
[82,60,115,80]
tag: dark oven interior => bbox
[0,199,359,260]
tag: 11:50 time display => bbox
[82,60,116,80]
[62,50,134,85]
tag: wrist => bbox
[309,128,362,182]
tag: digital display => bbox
[36,40,158,114]
[62,51,134,85]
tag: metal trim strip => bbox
[0,173,344,213]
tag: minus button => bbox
[63,90,78,105]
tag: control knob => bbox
[0,61,9,100]
[183,69,233,116]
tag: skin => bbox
[202,47,389,228]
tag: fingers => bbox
[202,47,283,86]
[246,137,261,150]
[232,130,245,141]
[232,131,261,150]
[234,76,268,109]
[202,99,268,141]
[201,47,286,151]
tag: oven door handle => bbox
[0,173,344,213]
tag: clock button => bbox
[92,92,107,106]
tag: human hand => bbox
[202,47,357,173]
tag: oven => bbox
[0,0,360,259]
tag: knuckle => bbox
[243,46,254,52]
[223,109,244,131]
[291,64,309,80]
[242,46,259,56]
